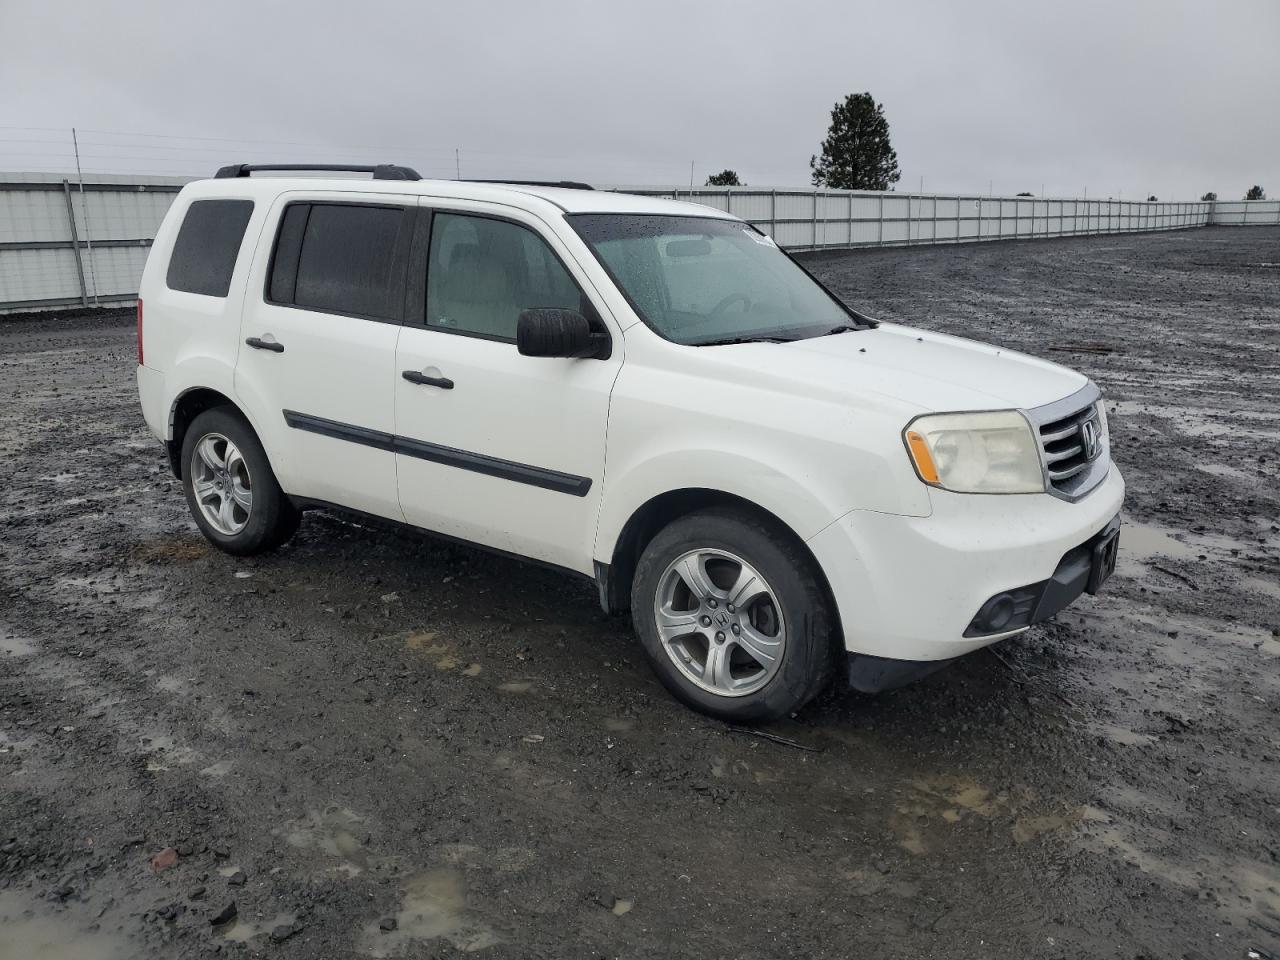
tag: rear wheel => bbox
[631,508,836,722]
[181,407,299,555]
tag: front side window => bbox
[166,199,254,297]
[425,213,585,341]
[568,214,865,345]
[268,203,407,319]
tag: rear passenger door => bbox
[394,205,621,573]
[235,193,414,520]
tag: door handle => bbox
[245,336,284,353]
[402,370,454,389]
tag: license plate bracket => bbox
[1087,529,1119,594]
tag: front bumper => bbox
[844,512,1120,692]
[806,463,1125,665]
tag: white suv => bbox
[136,164,1124,722]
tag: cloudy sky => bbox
[2,0,1276,199]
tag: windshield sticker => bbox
[744,228,778,247]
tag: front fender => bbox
[594,446,893,565]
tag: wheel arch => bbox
[595,488,841,635]
[167,388,257,479]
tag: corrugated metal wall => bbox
[613,187,1217,251]
[0,173,185,313]
[0,172,1273,314]
[1209,199,1280,225]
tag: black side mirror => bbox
[517,308,609,359]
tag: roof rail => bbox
[214,163,422,181]
[462,179,594,191]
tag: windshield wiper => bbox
[822,324,864,336]
[695,334,796,346]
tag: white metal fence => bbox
[616,187,1214,251]
[0,172,184,313]
[0,171,1274,315]
[1209,199,1280,225]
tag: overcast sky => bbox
[2,0,1276,199]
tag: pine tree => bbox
[810,93,901,191]
[706,170,742,187]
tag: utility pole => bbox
[72,127,99,306]
[689,160,694,189]
[454,149,461,179]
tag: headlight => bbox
[903,410,1045,494]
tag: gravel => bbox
[1,226,1277,959]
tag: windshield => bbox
[567,214,869,345]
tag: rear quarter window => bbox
[165,199,255,297]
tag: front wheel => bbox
[631,508,837,722]
[180,407,299,556]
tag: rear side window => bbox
[166,199,254,297]
[267,203,408,320]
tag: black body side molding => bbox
[281,410,592,497]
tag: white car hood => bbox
[714,322,1088,414]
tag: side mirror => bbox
[517,308,608,359]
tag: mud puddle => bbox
[0,892,130,960]
[357,869,500,956]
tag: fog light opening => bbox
[978,594,1016,632]
[964,584,1042,638]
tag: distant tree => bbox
[1200,191,1217,202]
[1245,185,1266,200]
[810,92,900,191]
[1147,194,1158,202]
[1015,191,1033,197]
[706,170,742,187]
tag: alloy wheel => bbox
[190,432,252,536]
[653,548,786,697]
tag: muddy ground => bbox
[1,226,1277,960]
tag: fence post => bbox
[878,193,884,245]
[812,190,819,249]
[771,189,777,241]
[61,179,89,307]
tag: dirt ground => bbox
[1,226,1277,960]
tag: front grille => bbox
[1039,404,1098,485]
[1028,383,1108,501]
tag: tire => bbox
[180,406,299,556]
[631,507,837,723]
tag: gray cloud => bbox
[2,0,1275,199]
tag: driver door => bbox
[394,203,621,573]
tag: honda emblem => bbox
[1080,419,1101,461]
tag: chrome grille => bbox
[1027,383,1108,501]
[1041,405,1097,483]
